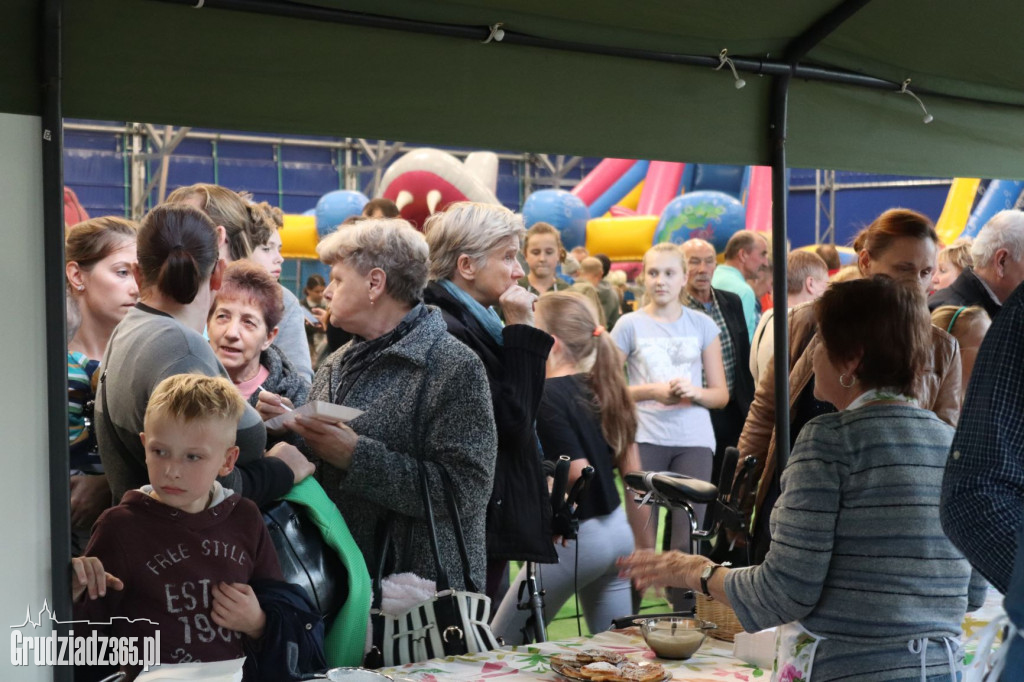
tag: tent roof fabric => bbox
[4,0,1024,178]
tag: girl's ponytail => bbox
[537,292,637,465]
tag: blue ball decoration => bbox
[653,191,746,253]
[315,190,369,236]
[522,190,590,250]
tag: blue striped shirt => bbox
[726,405,972,680]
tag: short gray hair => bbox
[972,210,1024,268]
[317,218,428,305]
[423,202,525,281]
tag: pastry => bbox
[551,648,666,682]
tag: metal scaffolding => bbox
[66,121,584,219]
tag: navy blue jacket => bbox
[244,580,326,681]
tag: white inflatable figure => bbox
[378,148,501,228]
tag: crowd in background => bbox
[63,188,1024,679]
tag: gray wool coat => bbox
[307,306,497,591]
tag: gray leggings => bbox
[638,443,713,610]
[490,506,634,644]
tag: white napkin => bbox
[135,656,245,681]
[733,628,776,668]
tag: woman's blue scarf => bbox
[438,279,504,346]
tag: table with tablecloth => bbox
[381,628,760,681]
[380,588,1006,681]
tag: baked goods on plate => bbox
[549,648,669,682]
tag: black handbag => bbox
[263,500,349,625]
[365,463,498,667]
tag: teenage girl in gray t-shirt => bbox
[610,243,728,610]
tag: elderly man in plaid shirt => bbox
[680,239,755,494]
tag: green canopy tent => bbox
[6,1,1024,176]
[2,5,1022,677]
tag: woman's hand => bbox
[71,556,123,602]
[255,391,294,434]
[499,285,537,326]
[652,382,683,405]
[287,415,358,471]
[211,582,266,640]
[617,550,710,592]
[669,377,699,406]
[265,442,314,483]
[69,474,111,530]
[312,307,330,329]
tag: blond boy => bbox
[74,374,282,674]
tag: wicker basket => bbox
[695,593,744,642]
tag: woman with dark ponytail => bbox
[166,184,314,382]
[95,203,313,507]
[491,291,651,643]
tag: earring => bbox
[839,373,857,389]
[369,294,375,306]
[76,285,84,291]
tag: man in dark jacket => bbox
[681,239,756,491]
[929,209,1024,319]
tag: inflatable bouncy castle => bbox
[280,153,779,269]
[523,160,774,264]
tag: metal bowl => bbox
[637,617,716,660]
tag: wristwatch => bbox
[700,563,722,599]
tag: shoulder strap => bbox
[754,309,773,351]
[437,469,477,592]
[364,335,480,595]
[416,460,451,592]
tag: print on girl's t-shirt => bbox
[634,336,700,411]
[610,308,720,448]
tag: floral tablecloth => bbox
[382,629,763,681]
[380,589,1005,682]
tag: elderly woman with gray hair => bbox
[422,202,558,601]
[282,218,497,590]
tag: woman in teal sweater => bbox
[620,277,981,681]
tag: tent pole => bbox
[768,74,791,471]
[769,0,873,472]
[41,0,74,679]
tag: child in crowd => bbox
[74,374,282,676]
[491,292,650,642]
[610,243,728,611]
[300,274,329,367]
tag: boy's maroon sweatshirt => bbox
[78,490,281,667]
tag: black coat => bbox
[423,282,558,564]
[708,288,756,485]
[714,287,755,414]
[928,267,1002,319]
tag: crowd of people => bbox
[62,186,1024,680]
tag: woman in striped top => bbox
[65,216,139,553]
[620,277,980,681]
